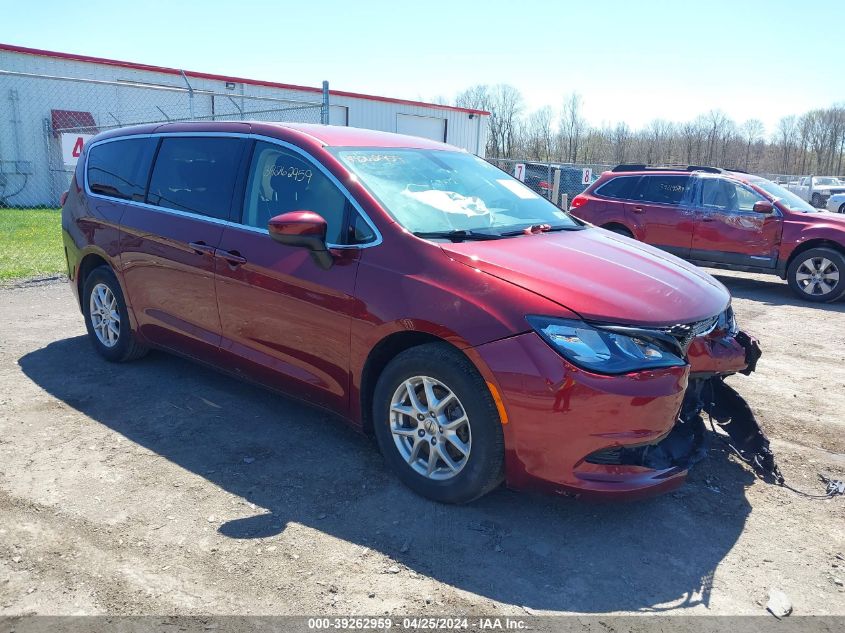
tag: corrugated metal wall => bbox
[0,48,488,206]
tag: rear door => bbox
[214,140,376,413]
[118,135,248,362]
[623,174,695,257]
[689,175,782,267]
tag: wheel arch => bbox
[601,222,635,238]
[357,330,504,436]
[784,238,845,277]
[359,331,451,435]
[75,252,111,311]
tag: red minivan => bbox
[62,123,772,503]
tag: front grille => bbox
[657,314,720,352]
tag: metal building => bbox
[0,43,489,207]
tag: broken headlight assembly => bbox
[526,316,686,374]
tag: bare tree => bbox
[559,93,585,162]
[611,122,630,163]
[525,106,555,161]
[740,119,765,170]
[452,82,845,176]
[703,110,730,165]
[775,115,798,173]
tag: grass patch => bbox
[0,208,65,281]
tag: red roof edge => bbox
[0,42,491,116]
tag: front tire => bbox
[786,247,845,303]
[838,203,845,214]
[82,266,149,362]
[372,343,504,504]
[811,193,822,208]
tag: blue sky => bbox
[3,0,843,134]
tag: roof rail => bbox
[611,164,648,172]
[685,165,722,174]
[611,163,723,174]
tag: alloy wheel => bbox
[89,282,121,347]
[795,256,840,296]
[389,376,471,480]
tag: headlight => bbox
[716,305,738,335]
[526,316,686,374]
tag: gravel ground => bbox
[0,271,843,616]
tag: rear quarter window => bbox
[595,176,640,200]
[86,138,156,202]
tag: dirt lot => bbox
[0,271,843,616]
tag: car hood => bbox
[795,210,845,225]
[439,228,730,326]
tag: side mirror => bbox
[268,211,334,269]
[753,200,774,214]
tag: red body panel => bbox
[574,170,845,275]
[439,230,728,326]
[62,123,759,500]
[625,199,695,257]
[474,332,691,497]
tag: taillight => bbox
[570,194,588,209]
[538,180,550,191]
[60,191,69,207]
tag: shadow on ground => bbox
[712,273,845,312]
[19,336,757,613]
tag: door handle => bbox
[631,206,645,214]
[701,217,715,222]
[216,248,247,266]
[189,241,216,256]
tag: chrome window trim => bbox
[84,131,383,249]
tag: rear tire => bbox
[372,343,504,504]
[82,266,149,362]
[786,247,845,303]
[838,203,845,214]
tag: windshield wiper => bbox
[497,223,584,237]
[412,230,503,241]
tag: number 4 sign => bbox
[61,133,94,167]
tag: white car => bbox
[827,192,845,214]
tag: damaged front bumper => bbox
[585,329,780,485]
[476,324,777,499]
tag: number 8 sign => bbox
[581,168,592,185]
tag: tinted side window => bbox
[87,138,156,202]
[596,176,639,200]
[147,137,246,220]
[635,175,689,205]
[242,141,358,244]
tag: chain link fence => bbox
[0,69,327,280]
[486,158,611,209]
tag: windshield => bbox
[751,178,818,213]
[814,177,841,186]
[332,149,579,235]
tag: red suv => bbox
[570,165,845,302]
[62,123,771,503]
